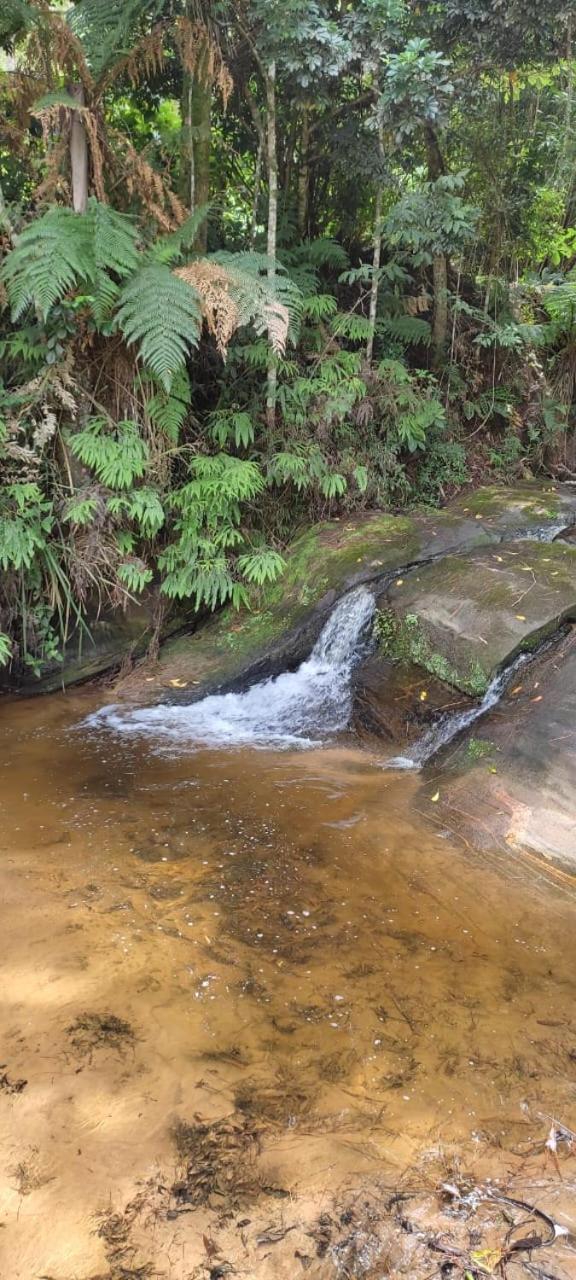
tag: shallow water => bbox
[1,687,576,1279]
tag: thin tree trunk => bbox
[297,105,310,238]
[366,121,385,365]
[246,85,265,250]
[68,83,88,214]
[180,70,195,213]
[250,134,263,248]
[192,78,210,252]
[431,254,448,361]
[265,60,278,430]
[425,125,448,364]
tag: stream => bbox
[1,611,576,1278]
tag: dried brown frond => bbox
[176,261,240,355]
[112,133,183,230]
[405,292,432,316]
[23,1,93,94]
[173,16,233,107]
[101,24,166,92]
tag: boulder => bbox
[421,630,576,870]
[378,539,576,695]
[115,483,576,703]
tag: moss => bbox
[377,608,489,696]
[467,737,494,760]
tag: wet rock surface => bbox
[380,539,576,695]
[115,482,576,703]
[425,629,576,869]
[353,654,472,746]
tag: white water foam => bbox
[387,651,531,770]
[86,586,376,750]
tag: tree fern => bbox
[116,264,202,390]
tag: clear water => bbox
[86,586,376,749]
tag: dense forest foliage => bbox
[1,0,575,677]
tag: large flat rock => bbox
[380,539,576,695]
[424,631,576,869]
[107,482,575,701]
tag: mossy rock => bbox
[381,540,576,695]
[115,484,576,704]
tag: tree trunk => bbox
[297,105,310,239]
[366,121,385,365]
[192,77,210,252]
[250,134,263,248]
[246,84,265,249]
[431,254,448,361]
[68,83,88,214]
[265,60,278,430]
[179,75,210,251]
[425,125,448,365]
[180,70,195,214]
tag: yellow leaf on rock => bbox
[470,1248,504,1274]
[395,578,404,586]
[515,614,526,621]
[169,678,188,687]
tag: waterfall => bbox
[387,651,531,770]
[87,587,376,749]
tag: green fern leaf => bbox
[237,547,286,585]
[116,264,202,390]
[107,487,165,535]
[90,200,140,324]
[379,315,432,346]
[2,208,93,320]
[69,418,149,489]
[117,559,154,593]
[0,632,12,667]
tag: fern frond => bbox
[2,208,93,320]
[69,0,165,75]
[1,199,139,323]
[116,264,202,390]
[147,206,211,265]
[0,0,35,43]
[303,238,350,270]
[145,369,191,440]
[68,418,149,489]
[91,200,140,322]
[237,547,286,585]
[379,315,432,346]
[302,293,338,321]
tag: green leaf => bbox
[116,264,202,390]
